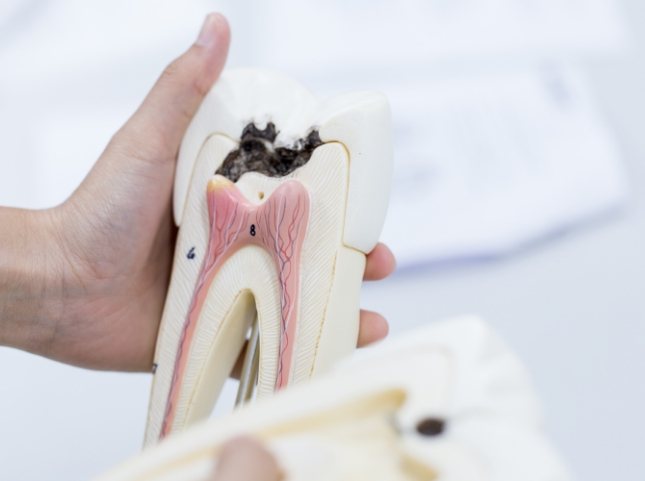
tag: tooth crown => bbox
[174,68,393,254]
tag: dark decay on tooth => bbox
[215,122,324,182]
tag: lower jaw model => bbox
[145,69,393,444]
[99,318,570,481]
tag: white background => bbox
[0,1,644,480]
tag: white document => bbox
[0,0,629,267]
[379,66,628,268]
[251,0,628,73]
[246,0,629,267]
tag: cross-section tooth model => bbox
[145,69,393,444]
[100,319,570,481]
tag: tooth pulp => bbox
[160,176,310,439]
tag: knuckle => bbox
[160,58,183,84]
[161,48,211,98]
[189,75,211,99]
[107,124,171,165]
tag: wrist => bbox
[0,206,67,353]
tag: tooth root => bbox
[205,178,310,392]
[254,181,310,389]
[160,177,310,439]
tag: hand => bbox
[0,13,396,371]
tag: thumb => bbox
[116,13,230,164]
[211,437,283,481]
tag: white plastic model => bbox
[100,318,570,481]
[145,69,393,444]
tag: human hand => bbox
[0,13,396,371]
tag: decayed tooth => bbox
[173,69,318,225]
[146,68,392,445]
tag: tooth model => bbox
[99,318,570,481]
[145,69,393,444]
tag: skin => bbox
[0,13,396,479]
[211,437,283,481]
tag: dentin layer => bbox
[160,176,310,439]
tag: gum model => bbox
[144,69,393,444]
[100,318,569,481]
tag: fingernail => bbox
[196,13,220,47]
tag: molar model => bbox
[100,318,570,481]
[145,69,393,444]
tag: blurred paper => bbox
[248,0,629,267]
[253,0,628,74]
[379,66,628,267]
[0,0,629,266]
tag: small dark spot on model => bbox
[151,363,158,374]
[415,417,446,437]
[187,247,196,259]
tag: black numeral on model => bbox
[250,224,256,236]
[187,246,196,259]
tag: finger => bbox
[357,309,389,347]
[211,436,283,481]
[363,243,396,281]
[116,13,231,163]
